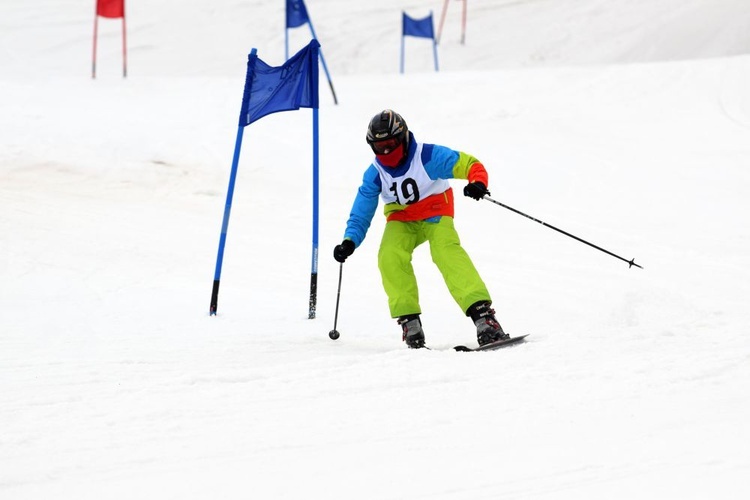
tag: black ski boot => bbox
[467,301,510,346]
[398,314,426,349]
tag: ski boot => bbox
[467,301,510,346]
[398,314,426,349]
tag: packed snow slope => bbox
[1,0,750,499]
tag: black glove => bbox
[333,239,355,263]
[463,181,489,200]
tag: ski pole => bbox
[328,262,344,340]
[483,195,643,269]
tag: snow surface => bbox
[2,0,750,498]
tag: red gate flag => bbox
[97,0,124,19]
[92,0,127,78]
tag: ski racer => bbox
[333,109,509,349]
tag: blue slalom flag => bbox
[403,12,435,39]
[239,39,320,126]
[286,0,310,29]
[210,39,322,318]
[401,12,439,73]
[284,0,337,105]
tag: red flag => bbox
[97,0,124,19]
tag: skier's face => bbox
[375,142,406,167]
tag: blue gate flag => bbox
[403,12,435,39]
[286,0,310,28]
[284,0,337,105]
[210,39,322,318]
[240,39,320,126]
[401,12,439,73]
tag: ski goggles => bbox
[370,137,401,155]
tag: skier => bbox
[333,109,509,349]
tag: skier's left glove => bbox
[333,239,355,263]
[463,181,489,200]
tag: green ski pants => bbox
[377,216,491,318]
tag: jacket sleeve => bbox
[343,165,381,247]
[421,144,488,187]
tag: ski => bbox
[453,334,529,352]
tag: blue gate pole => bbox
[433,38,439,72]
[210,125,246,315]
[308,106,320,318]
[285,28,289,60]
[400,34,405,74]
[306,23,338,104]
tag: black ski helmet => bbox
[366,109,409,153]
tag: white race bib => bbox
[374,142,449,205]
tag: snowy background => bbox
[2,0,750,498]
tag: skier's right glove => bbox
[333,239,355,263]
